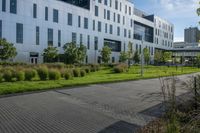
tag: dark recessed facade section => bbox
[134,21,154,43]
[59,0,90,10]
[104,39,121,52]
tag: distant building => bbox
[184,27,200,43]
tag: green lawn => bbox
[0,65,199,95]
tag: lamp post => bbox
[141,37,144,77]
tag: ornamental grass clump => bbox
[15,71,25,81]
[113,63,128,73]
[25,69,37,81]
[48,69,61,80]
[80,70,86,77]
[73,69,80,77]
[64,71,72,80]
[3,70,13,82]
[37,67,49,80]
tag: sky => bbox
[132,0,199,42]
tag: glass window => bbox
[2,0,6,12]
[115,0,118,10]
[36,26,39,45]
[105,23,107,33]
[107,10,110,20]
[45,7,48,21]
[68,13,72,26]
[33,4,37,18]
[117,26,120,36]
[110,0,112,7]
[104,39,121,52]
[98,0,101,3]
[104,9,106,19]
[78,16,81,28]
[125,5,127,14]
[16,23,23,43]
[129,7,131,15]
[72,32,76,44]
[117,14,120,23]
[128,30,131,38]
[95,6,98,16]
[113,13,116,22]
[10,0,17,14]
[123,16,125,25]
[53,9,59,23]
[124,29,127,37]
[87,35,90,49]
[0,20,2,38]
[58,30,61,47]
[80,34,83,45]
[98,21,101,32]
[94,36,98,50]
[48,28,53,46]
[84,17,88,29]
[109,24,113,34]
[104,0,107,5]
[112,57,115,63]
[93,20,95,31]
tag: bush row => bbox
[0,64,100,82]
[113,63,128,73]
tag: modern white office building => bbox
[0,0,174,64]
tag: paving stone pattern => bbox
[0,74,195,133]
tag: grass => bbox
[0,65,200,95]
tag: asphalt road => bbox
[0,74,196,133]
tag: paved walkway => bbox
[0,74,196,133]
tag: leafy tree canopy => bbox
[143,47,150,65]
[63,42,87,64]
[0,38,17,61]
[133,50,140,64]
[43,46,58,63]
[100,45,112,63]
[119,51,128,63]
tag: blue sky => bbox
[133,0,199,42]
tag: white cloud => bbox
[151,0,198,18]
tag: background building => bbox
[184,27,200,43]
[0,0,174,64]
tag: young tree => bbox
[133,50,140,64]
[162,52,172,63]
[197,1,200,24]
[143,47,150,65]
[127,42,134,67]
[119,51,128,63]
[100,46,111,63]
[43,46,58,63]
[63,42,87,64]
[154,50,162,65]
[0,38,17,61]
[77,44,87,63]
[196,54,200,68]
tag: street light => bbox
[141,36,144,77]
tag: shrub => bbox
[90,64,100,72]
[25,69,37,81]
[49,69,61,80]
[84,67,91,73]
[37,67,48,80]
[73,69,80,77]
[0,73,3,83]
[44,63,66,70]
[3,70,13,82]
[113,63,128,73]
[64,71,72,80]
[15,71,25,81]
[80,70,86,77]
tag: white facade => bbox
[0,0,174,64]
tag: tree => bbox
[197,1,200,24]
[0,38,17,61]
[127,42,134,67]
[196,54,200,68]
[100,46,111,63]
[162,52,172,63]
[43,46,58,63]
[143,47,150,65]
[154,50,162,65]
[119,51,128,63]
[133,50,140,64]
[63,42,87,64]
